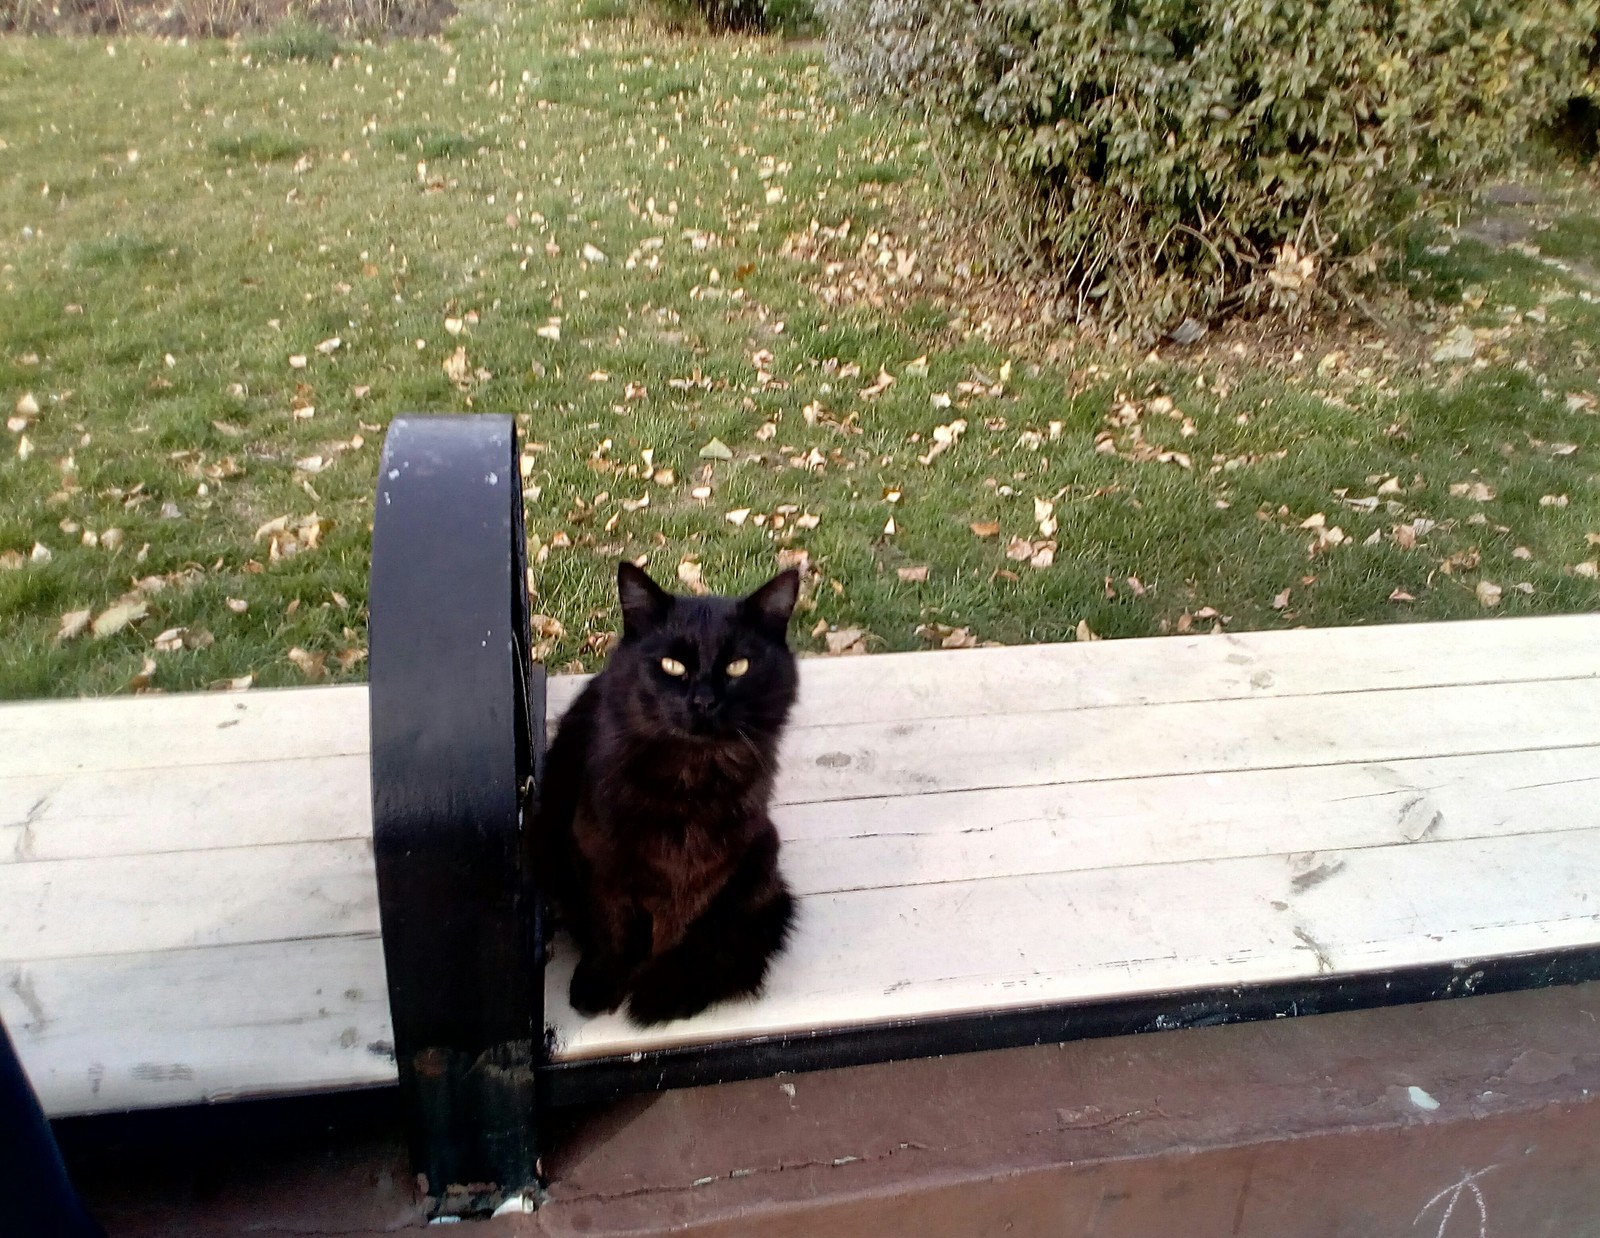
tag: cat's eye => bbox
[725,658,750,678]
[659,657,687,677]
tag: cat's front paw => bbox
[569,958,626,1016]
[626,969,719,1026]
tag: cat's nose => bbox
[690,690,715,714]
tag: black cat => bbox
[535,562,800,1025]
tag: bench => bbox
[5,416,1599,1215]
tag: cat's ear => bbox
[741,569,799,641]
[617,561,671,638]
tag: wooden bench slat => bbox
[547,827,1600,1060]
[545,611,1600,723]
[3,936,393,1117]
[0,840,379,962]
[0,754,371,865]
[774,677,1600,805]
[0,686,370,779]
[779,745,1600,895]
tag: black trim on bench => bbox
[368,415,544,1213]
[539,945,1600,1107]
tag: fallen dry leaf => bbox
[677,560,708,594]
[287,646,327,681]
[127,656,158,693]
[1475,581,1503,608]
[699,438,734,461]
[1449,481,1495,502]
[916,622,978,650]
[1389,588,1417,603]
[725,508,751,527]
[917,419,966,466]
[1540,494,1570,508]
[254,513,331,562]
[530,614,565,640]
[443,347,470,385]
[56,609,91,642]
[1572,561,1599,579]
[91,598,148,638]
[970,520,1001,540]
[1075,619,1100,642]
[824,627,867,655]
[1272,588,1292,610]
[897,565,929,583]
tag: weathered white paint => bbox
[2,615,1597,1116]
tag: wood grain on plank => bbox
[547,827,1600,1060]
[4,936,394,1116]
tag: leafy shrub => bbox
[821,0,1600,335]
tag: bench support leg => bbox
[368,415,545,1215]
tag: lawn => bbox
[0,0,1596,699]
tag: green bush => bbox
[822,0,1600,336]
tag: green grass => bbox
[0,1,1597,699]
[245,22,341,64]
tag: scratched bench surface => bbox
[4,615,1600,1115]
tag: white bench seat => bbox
[4,615,1598,1115]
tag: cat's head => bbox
[606,562,800,741]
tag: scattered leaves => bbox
[287,646,327,680]
[917,418,966,465]
[91,598,148,638]
[916,622,978,649]
[254,513,331,562]
[823,627,867,655]
[56,609,91,643]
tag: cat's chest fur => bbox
[578,731,770,870]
